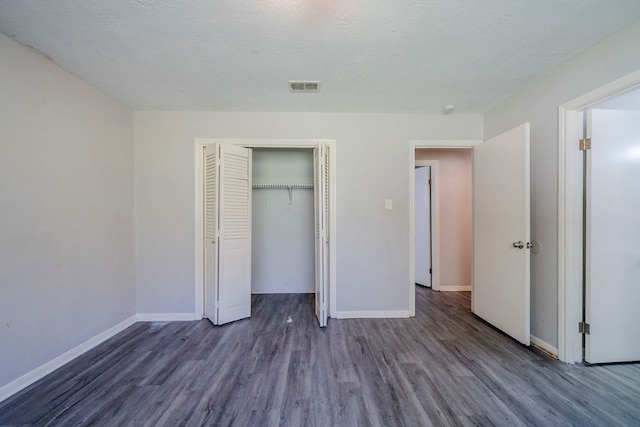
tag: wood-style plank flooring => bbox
[1,287,639,426]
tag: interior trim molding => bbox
[334,310,411,319]
[439,285,472,292]
[251,290,314,295]
[136,313,198,322]
[531,335,559,358]
[0,315,138,404]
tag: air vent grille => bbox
[288,81,321,93]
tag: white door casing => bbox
[473,123,531,346]
[415,166,432,287]
[585,109,640,364]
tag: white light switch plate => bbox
[385,199,393,210]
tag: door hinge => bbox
[579,138,591,151]
[428,179,431,186]
[429,268,432,274]
[578,321,590,335]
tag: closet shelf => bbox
[252,183,313,204]
[252,184,314,189]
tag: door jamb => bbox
[195,139,337,320]
[558,69,640,363]
[409,140,481,316]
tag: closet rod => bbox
[252,184,314,189]
[252,183,313,204]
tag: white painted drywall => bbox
[415,149,473,289]
[484,19,640,348]
[252,149,315,294]
[0,35,135,389]
[133,112,483,314]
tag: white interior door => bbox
[415,166,432,287]
[585,109,640,363]
[204,145,219,324]
[217,143,252,325]
[473,123,530,345]
[314,145,328,327]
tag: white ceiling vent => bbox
[288,81,321,93]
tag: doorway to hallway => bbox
[409,127,532,347]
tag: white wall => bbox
[252,149,315,294]
[484,18,640,348]
[0,35,135,389]
[133,112,483,314]
[415,149,472,289]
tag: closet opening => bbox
[251,148,315,295]
[194,139,336,328]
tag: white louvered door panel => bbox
[204,145,219,324]
[314,146,328,327]
[322,145,330,323]
[218,143,252,325]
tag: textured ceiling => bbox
[1,1,640,113]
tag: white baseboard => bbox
[334,310,411,319]
[0,314,138,404]
[251,290,314,294]
[136,313,198,321]
[439,285,472,292]
[531,335,559,358]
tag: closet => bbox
[251,149,315,294]
[201,141,331,328]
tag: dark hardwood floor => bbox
[1,286,639,426]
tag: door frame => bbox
[409,140,480,316]
[414,161,438,290]
[194,139,337,320]
[558,69,640,363]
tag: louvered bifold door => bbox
[322,145,330,324]
[218,143,252,325]
[314,146,328,327]
[204,145,219,325]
